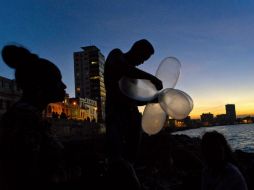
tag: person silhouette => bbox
[0,45,67,190]
[104,39,163,189]
[201,131,248,190]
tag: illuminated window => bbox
[90,76,100,80]
[77,87,80,92]
[91,61,98,64]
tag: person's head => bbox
[201,131,233,167]
[125,39,154,66]
[1,45,66,108]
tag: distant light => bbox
[90,76,100,80]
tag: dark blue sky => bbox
[1,0,254,117]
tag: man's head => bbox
[201,131,233,167]
[2,45,67,105]
[126,39,154,66]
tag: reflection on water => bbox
[172,124,254,152]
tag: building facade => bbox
[200,112,214,126]
[0,76,22,117]
[225,104,236,124]
[44,96,98,122]
[215,114,227,125]
[74,46,106,123]
[69,97,97,121]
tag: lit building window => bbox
[77,87,80,92]
[90,76,100,80]
[91,61,98,64]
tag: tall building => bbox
[74,46,106,123]
[225,104,236,124]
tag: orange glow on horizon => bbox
[139,101,254,119]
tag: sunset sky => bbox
[1,0,254,118]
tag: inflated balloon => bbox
[142,103,167,135]
[159,88,193,120]
[119,76,158,101]
[118,56,194,135]
[180,90,194,110]
[155,57,181,90]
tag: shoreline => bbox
[60,132,254,189]
[169,122,254,133]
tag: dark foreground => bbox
[56,131,254,190]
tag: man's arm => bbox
[133,94,159,106]
[108,49,163,91]
[125,66,163,91]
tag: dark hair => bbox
[1,45,60,91]
[131,39,154,55]
[201,131,235,164]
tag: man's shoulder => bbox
[224,163,243,176]
[105,49,124,66]
[108,48,123,57]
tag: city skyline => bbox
[1,0,254,118]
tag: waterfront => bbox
[172,123,254,153]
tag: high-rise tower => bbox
[74,46,106,122]
[225,104,236,124]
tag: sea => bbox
[172,123,254,153]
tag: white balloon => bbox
[142,103,167,135]
[119,76,158,101]
[159,88,193,120]
[180,90,194,110]
[156,57,181,89]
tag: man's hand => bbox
[151,77,163,90]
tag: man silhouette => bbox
[104,39,163,189]
[0,45,67,190]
